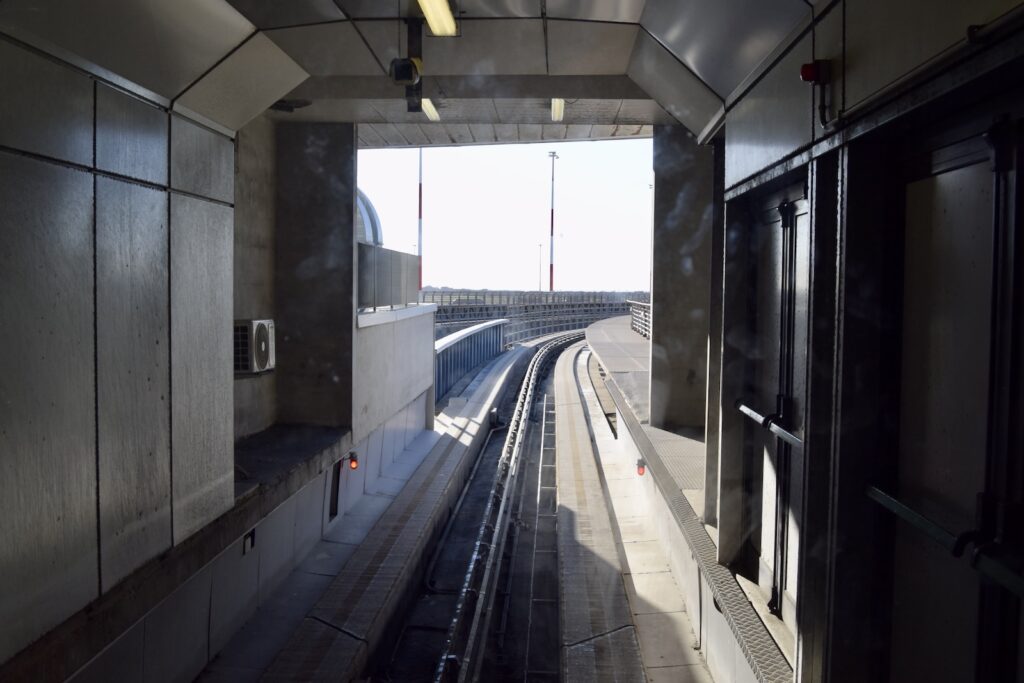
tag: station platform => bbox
[585,317,794,683]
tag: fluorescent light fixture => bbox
[422,97,440,121]
[417,0,457,37]
[551,97,565,122]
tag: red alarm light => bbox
[636,459,646,476]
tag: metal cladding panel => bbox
[626,30,721,135]
[170,194,234,545]
[518,123,543,141]
[176,33,308,132]
[0,39,93,166]
[96,85,169,185]
[373,122,413,146]
[564,123,594,139]
[267,22,385,76]
[423,19,546,75]
[358,123,388,147]
[543,124,567,139]
[457,0,541,18]
[227,0,345,29]
[0,0,254,100]
[725,31,812,187]
[354,20,401,69]
[0,154,97,663]
[392,123,430,145]
[547,21,638,75]
[493,98,551,123]
[617,98,673,124]
[547,0,646,23]
[640,0,808,98]
[468,123,496,143]
[845,0,1019,110]
[494,123,520,142]
[171,115,235,203]
[96,178,172,591]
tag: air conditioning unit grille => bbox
[234,319,276,375]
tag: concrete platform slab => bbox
[627,572,686,615]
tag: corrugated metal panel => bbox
[0,39,94,166]
[423,19,546,75]
[640,0,808,97]
[176,33,308,132]
[96,178,171,591]
[267,21,385,76]
[626,31,721,134]
[547,0,646,23]
[227,0,345,28]
[0,154,98,663]
[0,0,254,100]
[547,21,638,75]
[170,194,234,545]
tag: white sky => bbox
[357,137,653,292]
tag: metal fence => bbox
[358,243,420,311]
[434,319,508,402]
[628,299,651,338]
[421,289,643,306]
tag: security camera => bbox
[389,58,421,86]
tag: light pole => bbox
[548,151,558,292]
[538,243,542,291]
[418,147,423,290]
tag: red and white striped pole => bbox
[418,147,423,290]
[548,151,557,292]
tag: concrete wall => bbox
[274,122,356,428]
[0,37,234,665]
[234,113,278,439]
[352,309,435,446]
[649,125,714,431]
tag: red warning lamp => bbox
[636,459,646,476]
[348,453,359,470]
[799,60,829,85]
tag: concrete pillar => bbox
[649,125,714,433]
[274,123,356,427]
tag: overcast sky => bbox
[357,137,653,292]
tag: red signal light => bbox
[636,459,645,476]
[349,454,359,470]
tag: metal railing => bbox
[866,486,1024,599]
[421,289,644,306]
[434,319,508,402]
[358,243,420,311]
[628,299,651,338]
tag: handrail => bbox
[734,399,803,448]
[866,486,1024,599]
[435,319,510,353]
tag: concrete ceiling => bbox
[0,0,811,143]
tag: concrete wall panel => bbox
[293,473,326,561]
[725,32,812,187]
[845,0,1019,111]
[142,566,212,683]
[234,113,277,439]
[170,194,234,544]
[171,115,234,203]
[209,538,259,656]
[257,497,298,602]
[96,84,169,185]
[67,620,144,683]
[96,178,172,590]
[274,123,355,428]
[352,310,434,445]
[0,39,93,165]
[0,153,97,663]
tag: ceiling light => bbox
[422,97,440,122]
[417,0,457,37]
[551,98,564,122]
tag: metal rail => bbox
[627,299,651,338]
[866,486,1024,599]
[435,331,584,683]
[734,399,803,448]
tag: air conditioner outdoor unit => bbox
[234,319,276,374]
